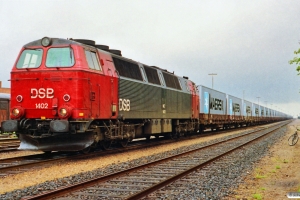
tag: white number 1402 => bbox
[35,103,48,109]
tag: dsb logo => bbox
[31,88,54,99]
[119,98,130,111]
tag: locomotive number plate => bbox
[35,103,48,109]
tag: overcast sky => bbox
[1,0,300,116]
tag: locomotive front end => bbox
[1,37,96,151]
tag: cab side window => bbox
[85,50,102,71]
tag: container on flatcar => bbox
[265,107,270,118]
[242,100,252,118]
[252,103,259,117]
[198,85,227,130]
[198,85,226,115]
[269,108,275,118]
[259,105,265,117]
[226,95,242,117]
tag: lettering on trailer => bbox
[255,108,259,115]
[233,103,240,112]
[119,99,130,111]
[31,88,54,99]
[246,106,251,114]
[210,97,223,111]
[230,99,240,114]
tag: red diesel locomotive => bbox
[1,37,199,152]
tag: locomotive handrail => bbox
[9,78,39,81]
[44,77,90,80]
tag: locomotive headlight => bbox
[59,108,67,117]
[58,105,73,119]
[11,106,25,119]
[12,108,20,116]
[41,37,52,47]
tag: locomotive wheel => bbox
[100,140,112,150]
[81,146,91,154]
[119,139,129,147]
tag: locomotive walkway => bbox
[21,121,290,200]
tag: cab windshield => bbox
[16,49,43,69]
[46,47,74,67]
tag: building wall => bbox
[0,81,10,94]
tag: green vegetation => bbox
[276,165,281,169]
[252,193,263,200]
[289,47,300,74]
[255,174,267,179]
[260,187,266,191]
[254,168,267,179]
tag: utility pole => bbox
[208,73,217,89]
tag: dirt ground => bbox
[233,119,300,200]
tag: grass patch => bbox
[260,187,266,191]
[255,174,267,179]
[252,193,263,200]
[283,159,288,163]
[254,168,267,179]
[271,170,276,173]
[276,165,281,169]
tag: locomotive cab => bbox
[1,37,119,151]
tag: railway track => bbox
[0,136,189,177]
[21,120,290,200]
[0,138,19,152]
[0,124,266,178]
